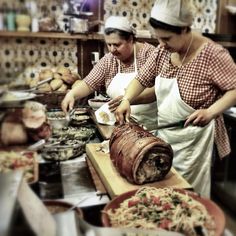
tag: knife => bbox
[157,120,186,129]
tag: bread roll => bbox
[72,72,82,80]
[57,66,71,75]
[29,78,39,88]
[57,83,68,92]
[53,72,62,80]
[39,69,53,81]
[38,82,52,92]
[50,78,63,90]
[61,74,77,85]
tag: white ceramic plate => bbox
[1,91,36,103]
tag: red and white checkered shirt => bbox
[136,41,236,158]
[83,42,156,91]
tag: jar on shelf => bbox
[16,14,31,31]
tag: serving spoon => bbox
[65,108,76,123]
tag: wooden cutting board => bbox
[86,143,192,198]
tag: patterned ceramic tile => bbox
[0,37,78,84]
[0,0,219,85]
[104,0,218,33]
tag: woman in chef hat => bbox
[115,0,236,197]
[61,16,157,131]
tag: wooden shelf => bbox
[0,31,235,47]
[0,31,102,40]
[0,30,156,43]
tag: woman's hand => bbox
[61,90,75,113]
[185,109,214,127]
[115,99,131,124]
[108,95,123,112]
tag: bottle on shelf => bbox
[6,5,16,31]
[29,1,39,32]
[0,8,4,30]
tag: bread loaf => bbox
[57,66,71,75]
[61,74,77,85]
[39,69,53,81]
[38,82,52,92]
[56,83,68,92]
[72,73,82,80]
[53,72,62,80]
[50,78,63,90]
[109,123,173,184]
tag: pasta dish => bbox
[0,151,35,182]
[105,187,216,236]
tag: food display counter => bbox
[0,100,228,236]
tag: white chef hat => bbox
[150,0,195,27]
[105,16,134,33]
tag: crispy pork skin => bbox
[109,123,173,184]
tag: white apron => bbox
[107,46,157,131]
[155,75,215,198]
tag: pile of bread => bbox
[30,66,82,92]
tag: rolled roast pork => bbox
[109,123,173,184]
[0,101,52,146]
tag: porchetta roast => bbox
[0,101,52,146]
[109,123,173,184]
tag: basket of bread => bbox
[30,66,81,93]
[29,66,82,108]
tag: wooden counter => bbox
[86,143,192,198]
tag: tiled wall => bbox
[0,0,219,85]
[0,37,78,85]
[0,0,80,85]
[104,0,218,33]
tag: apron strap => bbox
[118,44,137,73]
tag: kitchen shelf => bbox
[0,31,235,48]
[0,30,156,43]
[0,31,102,40]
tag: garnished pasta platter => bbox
[102,187,225,236]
